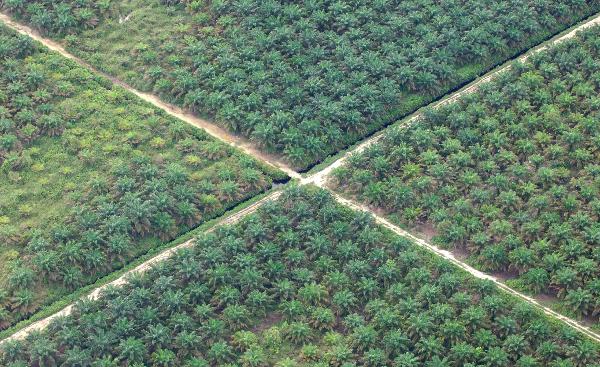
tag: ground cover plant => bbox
[1,186,599,366]
[3,1,600,169]
[331,26,600,323]
[0,25,284,331]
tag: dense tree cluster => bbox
[1,187,598,366]
[0,29,59,166]
[0,25,282,331]
[0,0,108,35]
[332,26,600,321]
[4,1,600,168]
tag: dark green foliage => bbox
[333,26,600,321]
[2,187,598,366]
[0,25,280,331]
[4,0,600,168]
[0,29,73,167]
[0,0,108,35]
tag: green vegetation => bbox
[0,0,109,35]
[332,26,600,323]
[2,0,600,168]
[2,186,599,366]
[0,25,284,331]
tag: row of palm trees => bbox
[332,26,600,320]
[2,187,597,366]
[0,27,62,167]
[4,0,598,168]
[0,27,278,332]
[0,0,107,35]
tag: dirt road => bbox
[0,12,300,180]
[1,10,600,346]
[2,190,282,343]
[328,192,600,344]
[308,11,600,187]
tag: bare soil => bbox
[251,312,283,334]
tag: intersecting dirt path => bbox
[309,11,600,186]
[2,10,600,345]
[0,12,300,180]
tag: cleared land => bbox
[331,25,600,325]
[1,187,598,366]
[2,0,600,169]
[0,25,285,332]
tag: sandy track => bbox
[328,192,600,344]
[1,190,282,343]
[0,12,300,180]
[1,10,600,346]
[309,12,600,187]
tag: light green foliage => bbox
[0,24,280,331]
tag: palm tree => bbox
[502,334,527,356]
[416,336,444,360]
[424,356,450,367]
[441,321,465,345]
[144,324,170,349]
[26,333,57,367]
[231,330,258,352]
[449,342,477,365]
[515,355,538,367]
[297,283,328,306]
[175,331,200,356]
[118,337,146,364]
[523,268,549,294]
[151,349,176,367]
[0,306,12,329]
[240,346,268,367]
[377,260,399,287]
[393,352,419,367]
[30,252,58,282]
[363,348,386,367]
[61,346,93,366]
[508,247,536,274]
[238,268,265,295]
[222,304,250,330]
[284,322,312,345]
[564,288,593,317]
[494,315,516,338]
[332,290,357,316]
[7,266,35,290]
[207,341,233,365]
[107,235,131,262]
[246,290,271,316]
[11,289,35,314]
[206,265,233,289]
[567,340,599,367]
[309,307,335,331]
[482,347,509,367]
[460,306,487,332]
[407,314,433,341]
[174,256,201,283]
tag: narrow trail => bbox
[0,12,301,181]
[327,191,600,344]
[2,10,600,346]
[309,11,600,186]
[2,190,282,343]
